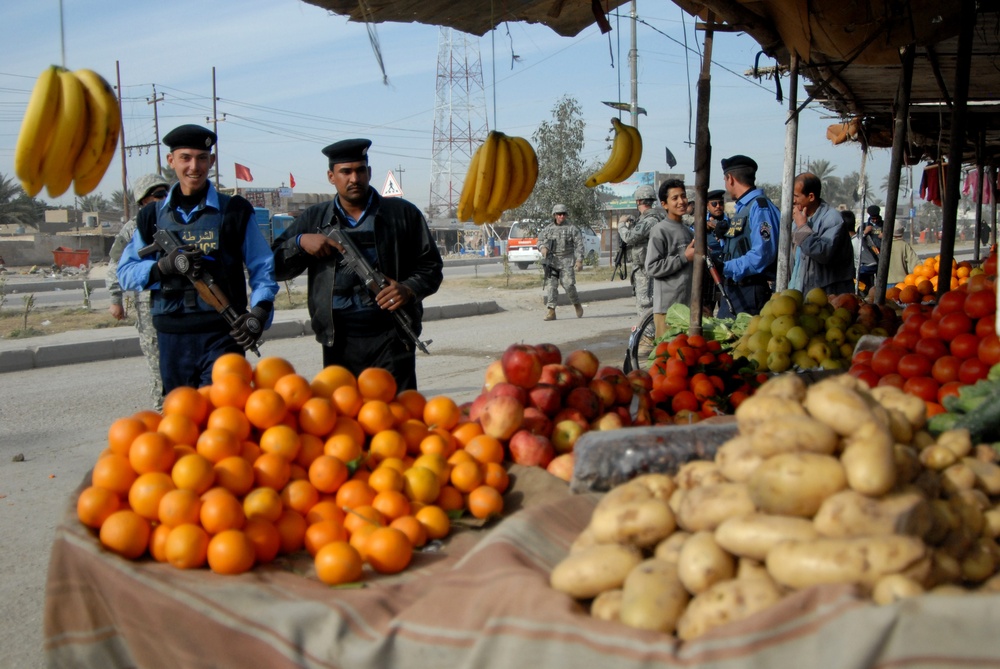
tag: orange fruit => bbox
[447,449,476,467]
[164,523,210,569]
[371,490,411,521]
[311,365,357,399]
[294,434,325,469]
[351,469,372,484]
[328,418,366,452]
[162,387,210,426]
[242,518,281,564]
[196,427,243,464]
[402,466,441,504]
[280,479,320,515]
[397,419,430,455]
[149,523,172,563]
[209,373,254,410]
[450,421,484,448]
[207,406,252,441]
[107,417,148,456]
[331,385,364,418]
[304,518,349,556]
[394,389,427,422]
[414,504,451,540]
[243,487,284,523]
[357,400,394,436]
[207,529,256,575]
[132,409,163,432]
[305,499,347,526]
[289,462,309,481]
[298,397,338,437]
[348,522,377,559]
[450,460,484,493]
[259,424,301,461]
[100,510,151,559]
[76,485,121,529]
[128,471,176,521]
[346,505,385,531]
[378,457,408,474]
[464,434,505,465]
[253,452,291,490]
[241,441,262,462]
[435,485,464,512]
[157,413,200,447]
[92,454,138,496]
[212,352,253,383]
[357,368,397,403]
[898,285,920,304]
[369,430,407,463]
[335,479,377,510]
[387,401,410,426]
[423,396,460,431]
[368,466,404,494]
[274,509,308,554]
[467,485,504,520]
[364,527,412,574]
[128,431,176,474]
[916,279,934,296]
[418,432,454,458]
[389,515,428,548]
[323,434,362,466]
[199,489,246,534]
[244,389,287,430]
[411,453,448,481]
[308,455,349,494]
[252,356,296,389]
[171,453,216,494]
[273,373,313,411]
[213,455,255,496]
[483,462,510,493]
[314,541,364,585]
[158,488,203,527]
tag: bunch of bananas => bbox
[457,131,538,225]
[14,65,121,198]
[585,117,642,188]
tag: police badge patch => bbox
[760,221,772,241]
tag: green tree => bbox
[78,193,110,212]
[0,174,44,230]
[511,96,601,228]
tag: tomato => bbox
[914,337,949,360]
[659,374,688,397]
[716,352,734,367]
[654,342,671,357]
[666,335,688,357]
[664,358,688,378]
[901,304,927,321]
[930,356,961,384]
[876,373,906,389]
[964,290,996,320]
[670,390,699,413]
[709,375,725,392]
[976,316,997,338]
[697,353,717,367]
[686,334,707,351]
[924,402,946,418]
[892,330,920,351]
[901,313,928,333]
[897,354,932,379]
[938,381,964,403]
[918,318,940,339]
[700,399,721,418]
[849,362,874,378]
[857,370,880,388]
[979,334,1000,366]
[871,345,906,376]
[729,390,749,408]
[937,312,973,341]
[852,350,874,366]
[902,376,939,403]
[705,340,723,352]
[959,358,990,385]
[949,333,981,360]
[935,290,967,317]
[649,388,669,404]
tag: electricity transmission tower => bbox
[428,28,489,224]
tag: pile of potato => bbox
[550,373,1000,641]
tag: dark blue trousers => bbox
[717,281,772,318]
[158,330,244,394]
[323,328,417,391]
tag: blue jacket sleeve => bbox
[243,217,279,325]
[724,205,778,281]
[116,229,157,291]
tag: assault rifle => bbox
[323,227,432,355]
[541,254,561,280]
[612,242,628,281]
[139,229,261,356]
[705,255,735,315]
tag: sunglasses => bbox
[708,200,723,206]
[149,190,168,200]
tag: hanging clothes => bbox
[962,169,993,205]
[920,162,946,207]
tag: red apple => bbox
[468,393,489,422]
[508,429,556,467]
[534,343,562,366]
[457,400,473,421]
[551,419,585,454]
[528,383,562,416]
[479,395,524,441]
[539,363,576,395]
[483,360,507,392]
[596,365,627,381]
[829,293,860,318]
[588,378,616,411]
[564,349,600,381]
[553,407,589,432]
[488,382,528,406]
[521,407,554,437]
[590,411,625,431]
[612,405,633,426]
[546,453,575,482]
[566,365,588,391]
[501,343,543,389]
[605,374,635,406]
[565,386,602,420]
[626,368,654,392]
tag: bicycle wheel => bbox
[625,309,656,373]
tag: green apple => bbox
[871,327,889,337]
[825,327,845,346]
[785,325,810,350]
[781,288,804,306]
[832,307,853,324]
[824,315,846,331]
[840,343,854,359]
[845,324,868,343]
[799,313,822,335]
[757,314,775,333]
[747,330,771,352]
[769,295,798,317]
[793,350,817,370]
[749,349,770,372]
[770,314,796,338]
[820,358,843,370]
[807,339,832,363]
[805,287,828,307]
[767,335,792,354]
[746,315,761,335]
[767,351,792,373]
[801,303,821,316]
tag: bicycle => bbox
[623,308,656,373]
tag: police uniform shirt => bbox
[723,188,778,282]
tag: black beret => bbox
[867,205,881,216]
[721,154,757,173]
[707,189,725,201]
[163,124,216,150]
[322,138,372,166]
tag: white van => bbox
[507,220,600,270]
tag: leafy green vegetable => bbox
[658,304,748,347]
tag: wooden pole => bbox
[116,61,129,222]
[776,51,798,291]
[689,13,714,336]
[973,131,984,264]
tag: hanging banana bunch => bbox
[14,65,121,198]
[585,117,643,188]
[457,131,539,225]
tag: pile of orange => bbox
[887,255,983,304]
[79,355,508,584]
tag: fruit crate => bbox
[52,246,90,269]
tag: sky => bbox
[0,0,894,217]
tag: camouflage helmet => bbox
[551,203,569,216]
[634,185,656,201]
[133,173,170,202]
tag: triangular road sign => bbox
[382,171,403,198]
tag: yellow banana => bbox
[585,117,632,188]
[72,69,121,196]
[482,132,511,224]
[456,147,481,222]
[41,70,89,198]
[14,65,63,197]
[509,136,538,209]
[504,135,526,212]
[472,131,499,215]
[611,120,643,183]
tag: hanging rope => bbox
[356,0,388,85]
[681,7,693,144]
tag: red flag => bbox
[234,163,253,182]
[290,173,296,189]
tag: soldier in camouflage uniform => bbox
[618,185,663,316]
[538,203,584,321]
[107,173,170,409]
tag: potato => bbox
[921,445,962,473]
[678,531,736,595]
[894,444,923,485]
[962,458,1000,496]
[870,385,927,431]
[938,429,973,458]
[676,577,783,641]
[960,539,997,583]
[974,444,999,464]
[983,508,1000,539]
[872,574,925,605]
[940,463,977,496]
[668,487,685,516]
[804,379,877,436]
[912,430,936,450]
[747,453,846,517]
[677,482,756,532]
[735,395,806,432]
[840,421,897,496]
[715,513,819,561]
[884,408,914,444]
[590,589,623,622]
[766,536,929,590]
[736,558,771,581]
[674,461,725,490]
[753,372,807,401]
[590,497,676,548]
[653,531,691,564]
[812,490,932,540]
[550,543,643,599]
[570,525,602,553]
[715,436,763,483]
[929,550,962,586]
[619,558,689,633]
[748,415,839,458]
[632,473,678,500]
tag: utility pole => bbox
[116,61,129,221]
[395,165,406,188]
[209,67,221,189]
[147,85,165,174]
[629,0,638,128]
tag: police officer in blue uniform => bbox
[117,124,278,394]
[716,155,780,317]
[705,188,727,255]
